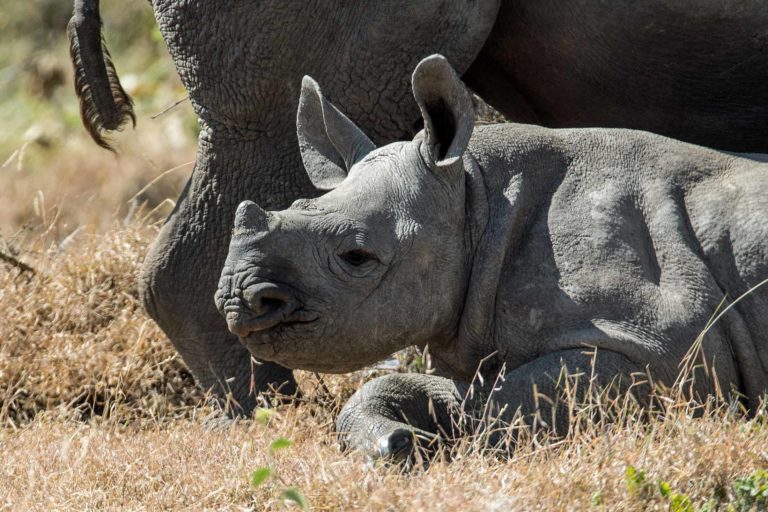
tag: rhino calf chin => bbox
[215,54,768,461]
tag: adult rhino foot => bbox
[201,409,238,431]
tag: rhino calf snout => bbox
[224,282,298,337]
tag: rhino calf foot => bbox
[377,428,415,461]
[337,405,430,464]
[336,374,463,465]
[376,427,445,467]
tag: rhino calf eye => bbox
[340,249,377,267]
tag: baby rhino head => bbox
[215,55,476,373]
[216,201,306,337]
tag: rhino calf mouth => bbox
[225,308,285,336]
[225,308,320,337]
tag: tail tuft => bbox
[67,16,135,152]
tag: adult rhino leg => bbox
[462,51,543,125]
[338,349,644,462]
[139,134,313,415]
[140,0,503,414]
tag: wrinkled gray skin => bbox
[137,1,501,413]
[216,55,768,460]
[76,1,768,414]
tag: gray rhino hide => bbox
[74,0,768,417]
[217,56,768,459]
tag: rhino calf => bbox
[215,55,768,460]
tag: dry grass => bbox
[2,219,768,511]
[0,89,195,249]
[8,409,768,511]
[0,224,203,427]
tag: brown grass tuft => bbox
[0,223,204,427]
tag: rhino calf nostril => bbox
[256,296,286,315]
[240,282,298,328]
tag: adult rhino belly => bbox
[152,0,499,137]
[478,0,768,151]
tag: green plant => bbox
[625,466,653,500]
[249,408,309,510]
[669,492,694,512]
[625,468,694,511]
[733,469,768,511]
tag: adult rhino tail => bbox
[67,0,135,152]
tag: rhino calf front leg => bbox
[336,373,469,462]
[338,349,645,462]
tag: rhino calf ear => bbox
[412,54,474,170]
[296,76,376,191]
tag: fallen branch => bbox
[0,249,36,275]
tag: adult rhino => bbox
[69,0,768,414]
[215,55,768,459]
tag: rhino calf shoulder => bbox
[215,55,768,460]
